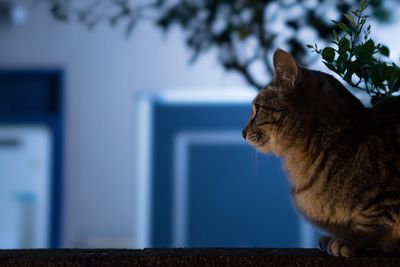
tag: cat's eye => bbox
[255,104,261,114]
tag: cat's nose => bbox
[242,128,247,140]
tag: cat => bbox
[243,49,400,257]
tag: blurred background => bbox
[0,0,399,249]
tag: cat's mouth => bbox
[246,132,269,146]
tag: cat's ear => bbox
[273,49,300,87]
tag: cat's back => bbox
[372,96,400,143]
[287,69,400,235]
[372,96,400,124]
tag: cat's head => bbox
[242,49,302,155]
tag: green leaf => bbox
[379,45,390,57]
[371,68,383,88]
[357,39,375,61]
[332,20,352,35]
[338,37,350,53]
[344,68,354,83]
[344,14,356,28]
[360,0,368,11]
[365,39,375,54]
[354,67,364,79]
[323,62,337,72]
[336,54,347,74]
[384,65,398,89]
[322,47,336,63]
[333,30,339,42]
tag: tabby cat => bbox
[243,49,400,257]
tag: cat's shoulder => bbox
[372,96,400,140]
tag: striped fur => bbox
[243,49,400,257]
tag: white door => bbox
[0,126,52,248]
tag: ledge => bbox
[0,248,399,267]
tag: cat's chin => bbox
[254,144,272,154]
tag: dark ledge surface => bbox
[0,248,400,267]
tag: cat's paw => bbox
[318,235,332,251]
[319,235,355,257]
[327,238,356,257]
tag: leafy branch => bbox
[309,0,400,105]
[41,0,394,94]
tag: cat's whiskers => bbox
[251,149,259,177]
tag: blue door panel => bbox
[189,144,298,247]
[150,100,316,247]
[152,104,252,246]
